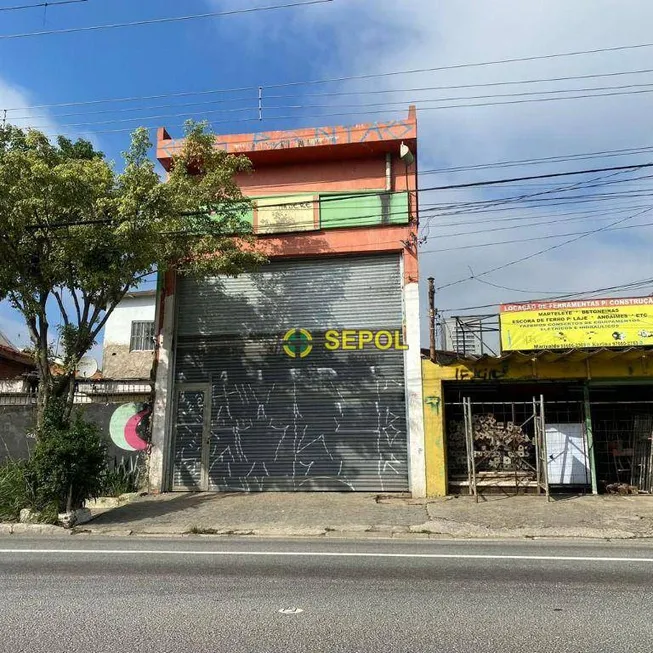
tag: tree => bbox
[0,121,266,428]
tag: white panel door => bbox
[546,423,590,485]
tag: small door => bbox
[171,384,211,491]
[546,423,590,485]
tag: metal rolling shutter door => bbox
[173,254,408,491]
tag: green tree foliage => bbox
[0,121,266,427]
[0,460,29,522]
[25,401,108,514]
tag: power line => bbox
[428,204,653,230]
[435,206,653,292]
[8,83,649,138]
[17,80,653,131]
[263,81,653,112]
[11,68,653,123]
[435,211,631,239]
[0,0,334,40]
[27,83,653,138]
[260,41,653,89]
[440,276,653,313]
[267,67,653,99]
[425,162,653,192]
[426,189,653,215]
[0,0,86,11]
[22,161,653,230]
[424,167,641,223]
[421,145,653,176]
[421,219,653,253]
[421,171,653,221]
[7,40,653,110]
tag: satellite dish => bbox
[77,356,98,379]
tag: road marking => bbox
[279,608,304,614]
[2,549,653,563]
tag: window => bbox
[130,321,155,352]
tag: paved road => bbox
[1,536,653,652]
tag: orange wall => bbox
[255,225,418,284]
[237,155,416,196]
[238,158,386,195]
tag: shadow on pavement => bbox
[89,492,238,525]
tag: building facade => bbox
[422,348,653,497]
[442,317,485,357]
[149,108,427,496]
[0,331,35,380]
[102,290,156,380]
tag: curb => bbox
[0,523,71,535]
[63,525,653,541]
[4,521,653,541]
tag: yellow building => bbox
[423,348,653,497]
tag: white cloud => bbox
[0,306,30,350]
[0,77,59,135]
[236,0,653,343]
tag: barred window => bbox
[130,321,155,352]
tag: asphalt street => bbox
[1,536,653,653]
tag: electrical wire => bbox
[13,76,653,124]
[421,219,653,253]
[440,276,653,313]
[423,163,653,192]
[0,0,334,40]
[266,67,653,99]
[20,161,653,233]
[9,40,653,109]
[24,82,653,138]
[429,204,653,230]
[0,0,86,11]
[435,206,653,292]
[17,80,653,132]
[22,87,653,136]
[422,145,653,176]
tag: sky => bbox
[1,0,653,362]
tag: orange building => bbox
[149,108,426,496]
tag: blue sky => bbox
[2,0,653,361]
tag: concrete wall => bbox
[0,397,150,467]
[0,405,35,462]
[102,295,156,379]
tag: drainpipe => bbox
[428,277,436,361]
[385,153,392,192]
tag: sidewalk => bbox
[81,492,653,540]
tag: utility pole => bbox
[428,277,436,361]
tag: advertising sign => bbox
[500,297,653,351]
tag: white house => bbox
[102,290,157,380]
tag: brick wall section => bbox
[102,345,154,380]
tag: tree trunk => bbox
[35,355,52,432]
[35,381,49,432]
[61,375,76,424]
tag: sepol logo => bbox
[282,328,313,359]
[325,329,408,351]
[282,328,407,358]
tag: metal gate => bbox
[458,396,596,499]
[461,396,550,501]
[170,384,211,490]
[170,254,408,492]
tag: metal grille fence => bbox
[0,380,152,406]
